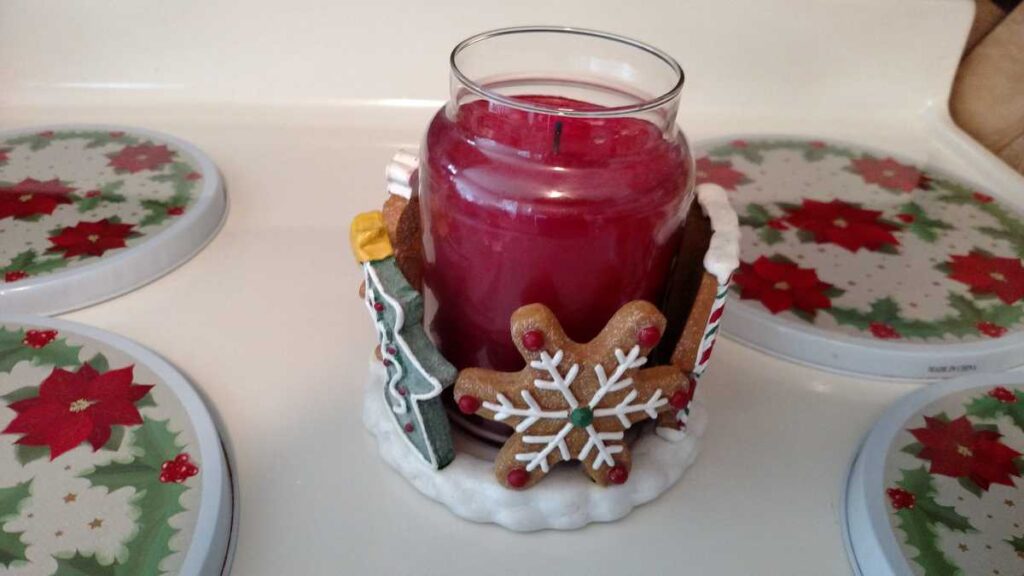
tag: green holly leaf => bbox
[0,250,68,277]
[822,285,846,298]
[1007,534,1024,555]
[948,294,982,322]
[826,306,872,330]
[966,389,1024,433]
[758,227,783,245]
[901,442,923,457]
[796,229,816,243]
[76,418,189,575]
[743,203,772,226]
[893,467,972,574]
[802,147,827,162]
[86,353,109,373]
[0,480,32,568]
[0,327,82,374]
[869,298,901,321]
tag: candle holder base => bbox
[362,361,706,532]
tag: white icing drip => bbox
[530,350,580,409]
[589,346,646,409]
[482,391,569,433]
[385,149,419,199]
[501,346,666,472]
[363,264,407,414]
[697,183,741,284]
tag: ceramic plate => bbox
[844,373,1024,575]
[0,125,225,315]
[0,315,233,575]
[697,136,1024,378]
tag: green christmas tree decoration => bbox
[0,480,32,568]
[352,210,457,469]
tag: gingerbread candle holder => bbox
[349,27,740,531]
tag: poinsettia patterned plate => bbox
[0,315,234,575]
[844,373,1024,576]
[0,125,226,315]
[697,136,1024,378]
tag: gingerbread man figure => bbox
[454,301,690,490]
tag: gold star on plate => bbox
[88,518,103,529]
[64,465,71,471]
[63,492,76,503]
[958,543,969,552]
[1006,499,1016,508]
[54,530,63,537]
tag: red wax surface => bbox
[420,96,691,370]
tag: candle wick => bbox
[553,121,563,155]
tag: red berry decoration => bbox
[973,192,994,204]
[669,390,690,410]
[186,172,202,181]
[373,302,385,312]
[637,326,661,348]
[403,422,414,433]
[85,190,102,198]
[886,487,916,510]
[506,467,530,489]
[897,213,915,223]
[457,395,481,414]
[4,271,28,283]
[159,453,199,484]
[869,322,900,340]
[521,330,545,351]
[167,206,185,216]
[386,347,397,355]
[989,386,1018,403]
[607,465,629,485]
[977,321,1007,338]
[397,385,408,397]
[23,329,58,349]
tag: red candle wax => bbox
[420,96,692,370]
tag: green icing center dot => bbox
[570,407,593,428]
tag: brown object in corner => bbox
[952,3,1024,175]
[671,271,720,373]
[654,203,712,369]
[381,194,425,290]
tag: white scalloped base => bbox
[362,362,706,531]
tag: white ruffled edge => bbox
[697,183,741,285]
[362,362,706,532]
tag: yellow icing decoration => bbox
[350,211,394,263]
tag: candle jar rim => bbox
[449,26,684,118]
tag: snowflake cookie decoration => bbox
[455,301,690,490]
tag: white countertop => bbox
[5,1,1020,574]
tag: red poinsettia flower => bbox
[733,257,834,315]
[947,251,1024,305]
[1,364,153,460]
[784,199,900,252]
[107,144,175,173]
[695,157,749,191]
[848,156,926,192]
[47,219,136,259]
[0,178,75,220]
[910,415,1021,491]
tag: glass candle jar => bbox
[420,27,694,371]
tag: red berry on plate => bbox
[457,395,481,414]
[886,487,915,510]
[989,386,1017,403]
[373,302,385,312]
[4,271,28,282]
[977,321,1007,338]
[521,330,544,351]
[637,326,661,347]
[897,213,915,223]
[506,468,529,489]
[175,453,191,464]
[23,330,58,349]
[167,206,185,216]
